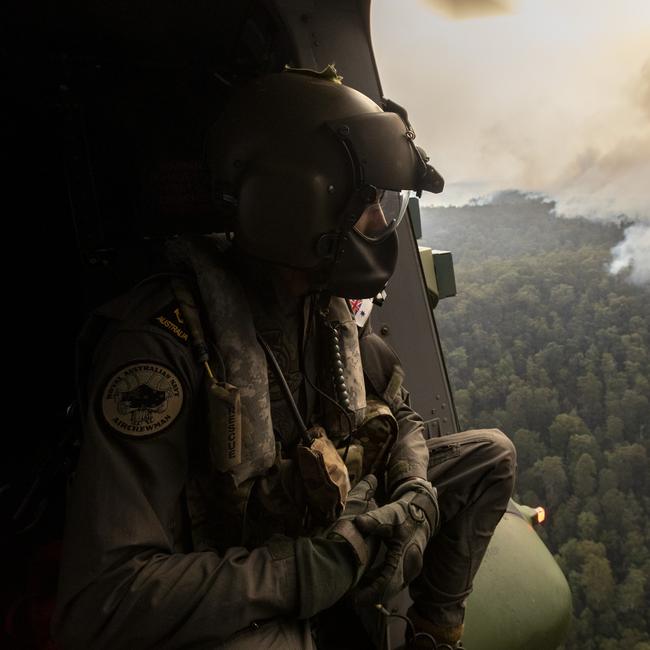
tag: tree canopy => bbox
[423,192,650,649]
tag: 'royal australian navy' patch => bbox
[151,302,190,345]
[101,362,184,437]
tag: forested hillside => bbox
[422,192,650,650]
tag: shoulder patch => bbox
[348,298,374,328]
[101,362,184,437]
[151,302,190,345]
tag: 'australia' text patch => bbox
[151,302,190,345]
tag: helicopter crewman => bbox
[53,68,516,650]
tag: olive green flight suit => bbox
[53,260,515,648]
[52,267,429,649]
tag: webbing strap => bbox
[256,332,309,441]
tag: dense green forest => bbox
[421,192,650,650]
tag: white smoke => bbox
[373,1,650,283]
[421,56,650,285]
[609,224,650,285]
[548,60,650,285]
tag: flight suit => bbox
[53,241,515,649]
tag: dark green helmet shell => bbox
[206,69,443,286]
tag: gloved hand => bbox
[352,477,439,606]
[327,473,378,568]
[339,473,378,517]
[296,474,379,619]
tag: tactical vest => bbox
[166,236,367,551]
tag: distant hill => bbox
[419,191,626,264]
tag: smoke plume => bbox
[422,0,515,19]
[373,1,650,282]
[610,224,650,285]
[549,60,650,285]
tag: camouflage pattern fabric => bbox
[296,426,350,525]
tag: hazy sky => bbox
[371,0,650,282]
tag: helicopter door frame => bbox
[267,0,460,436]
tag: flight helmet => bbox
[206,67,443,298]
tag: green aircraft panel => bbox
[463,501,572,650]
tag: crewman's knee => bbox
[483,428,517,482]
[489,428,516,460]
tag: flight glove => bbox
[353,477,439,606]
[325,473,378,569]
[296,474,378,618]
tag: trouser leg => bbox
[219,618,315,649]
[409,428,516,628]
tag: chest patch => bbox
[151,302,190,344]
[348,298,373,328]
[101,362,184,437]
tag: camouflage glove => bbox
[327,474,378,570]
[353,477,439,606]
[297,475,378,619]
[338,473,378,517]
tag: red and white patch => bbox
[348,298,374,328]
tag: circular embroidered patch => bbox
[101,362,184,437]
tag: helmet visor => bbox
[353,189,411,241]
[328,112,444,194]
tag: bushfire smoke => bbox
[373,0,650,284]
